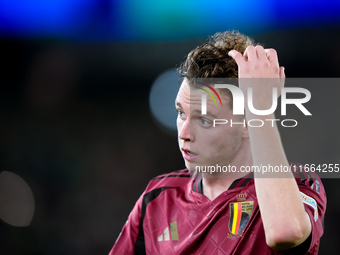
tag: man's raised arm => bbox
[229,45,312,250]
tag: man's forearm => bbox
[247,112,311,250]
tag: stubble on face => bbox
[176,79,247,174]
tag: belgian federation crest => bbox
[228,201,254,235]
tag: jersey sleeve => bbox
[276,165,326,255]
[285,165,327,255]
[297,170,326,254]
[109,193,144,255]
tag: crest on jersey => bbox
[228,201,254,235]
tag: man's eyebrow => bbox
[175,101,182,108]
[192,109,218,118]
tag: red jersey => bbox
[109,166,326,255]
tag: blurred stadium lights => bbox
[0,0,340,42]
[0,171,35,227]
[149,68,179,133]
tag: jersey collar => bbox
[192,172,254,194]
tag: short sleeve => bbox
[294,164,327,254]
[109,193,144,255]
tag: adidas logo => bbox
[157,221,179,241]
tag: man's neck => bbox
[202,172,248,201]
[201,141,253,201]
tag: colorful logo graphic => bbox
[300,192,318,222]
[229,201,254,235]
[198,82,223,106]
[198,82,222,115]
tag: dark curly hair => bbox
[178,31,255,80]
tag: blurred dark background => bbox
[0,0,340,254]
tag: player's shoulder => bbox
[144,169,192,193]
[290,163,325,197]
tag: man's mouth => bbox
[182,148,198,160]
[185,150,196,156]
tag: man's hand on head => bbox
[228,45,284,79]
[228,45,285,111]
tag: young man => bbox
[109,31,326,254]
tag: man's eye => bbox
[200,118,211,126]
[177,110,185,117]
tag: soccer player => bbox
[109,31,326,254]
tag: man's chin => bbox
[184,160,192,170]
[185,161,199,172]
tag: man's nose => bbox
[178,119,192,141]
